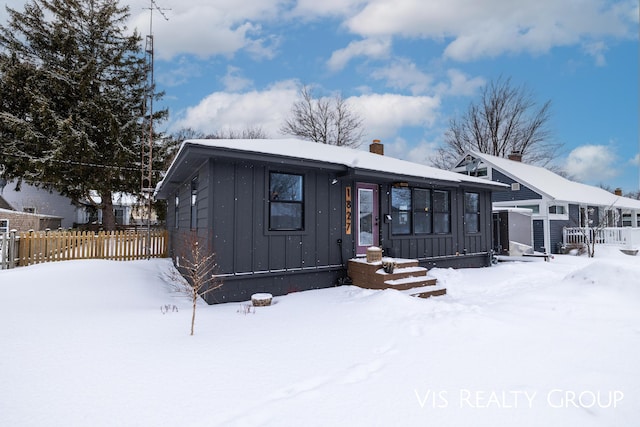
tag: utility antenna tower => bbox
[141,0,169,257]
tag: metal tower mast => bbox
[141,0,169,257]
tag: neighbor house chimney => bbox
[507,150,522,162]
[614,188,622,196]
[369,139,384,155]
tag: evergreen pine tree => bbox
[0,0,167,230]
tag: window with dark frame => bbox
[391,187,450,235]
[414,188,432,234]
[464,192,480,233]
[190,177,198,229]
[391,187,411,235]
[432,190,451,234]
[174,193,179,229]
[269,172,304,231]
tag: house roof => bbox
[464,151,640,210]
[0,195,14,211]
[156,139,507,198]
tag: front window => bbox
[465,192,480,233]
[391,187,411,235]
[432,190,451,234]
[414,189,431,234]
[269,172,304,230]
[391,187,450,235]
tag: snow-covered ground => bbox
[1,247,638,426]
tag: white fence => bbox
[563,227,640,249]
[0,231,18,269]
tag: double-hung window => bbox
[391,187,412,234]
[432,190,451,234]
[413,189,432,234]
[269,172,304,231]
[464,192,480,233]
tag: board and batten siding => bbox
[381,185,493,268]
[209,159,345,277]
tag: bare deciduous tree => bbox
[167,231,222,335]
[434,76,560,169]
[280,85,364,147]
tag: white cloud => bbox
[631,153,640,166]
[383,137,441,164]
[327,38,391,71]
[345,0,637,62]
[348,93,440,139]
[564,144,619,183]
[290,0,364,17]
[172,85,441,144]
[437,69,485,96]
[582,41,608,66]
[221,66,253,92]
[128,0,287,61]
[156,56,203,87]
[171,80,299,136]
[370,59,434,95]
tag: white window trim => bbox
[493,200,543,217]
[548,203,569,220]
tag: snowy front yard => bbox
[1,248,638,426]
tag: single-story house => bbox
[0,207,62,232]
[155,139,507,304]
[0,179,78,228]
[0,179,151,228]
[452,151,640,254]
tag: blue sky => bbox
[3,0,639,193]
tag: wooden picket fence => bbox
[1,229,168,268]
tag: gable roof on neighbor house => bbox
[157,139,508,198]
[462,151,640,210]
[0,195,13,211]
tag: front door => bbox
[355,183,379,255]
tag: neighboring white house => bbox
[0,179,79,228]
[452,151,640,253]
[0,180,149,228]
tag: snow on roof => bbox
[87,191,140,206]
[0,207,62,219]
[470,151,640,210]
[175,139,507,188]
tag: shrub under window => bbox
[269,172,304,230]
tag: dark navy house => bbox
[155,139,507,303]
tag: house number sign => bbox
[345,186,352,235]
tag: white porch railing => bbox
[563,227,640,249]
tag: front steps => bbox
[347,258,446,298]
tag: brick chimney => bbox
[614,188,622,196]
[507,150,522,162]
[369,139,384,155]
